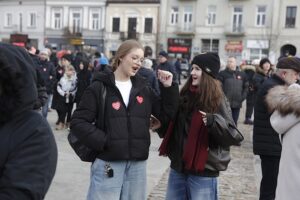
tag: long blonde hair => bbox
[111,40,144,71]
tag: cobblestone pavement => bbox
[148,108,260,200]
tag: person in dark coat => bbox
[25,45,48,110]
[38,49,56,118]
[174,58,182,84]
[241,64,256,125]
[253,56,300,200]
[252,58,272,96]
[157,52,243,200]
[137,58,160,95]
[71,40,178,200]
[75,57,91,104]
[0,43,57,200]
[156,50,178,84]
[218,56,249,125]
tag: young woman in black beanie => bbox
[157,52,243,200]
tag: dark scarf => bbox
[159,86,209,172]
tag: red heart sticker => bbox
[136,96,144,104]
[112,101,121,110]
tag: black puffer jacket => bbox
[253,74,285,156]
[218,68,249,108]
[0,43,57,200]
[71,71,178,161]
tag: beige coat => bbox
[267,84,300,200]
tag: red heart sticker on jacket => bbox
[136,96,144,104]
[112,101,121,110]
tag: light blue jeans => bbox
[87,159,147,200]
[166,168,218,200]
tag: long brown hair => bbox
[111,39,144,71]
[180,71,223,113]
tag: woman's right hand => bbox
[157,69,173,87]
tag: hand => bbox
[157,69,173,87]
[199,111,207,125]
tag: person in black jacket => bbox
[218,56,249,125]
[137,58,160,95]
[156,50,178,84]
[74,57,91,104]
[158,52,243,200]
[253,56,300,200]
[0,43,57,200]
[71,40,178,200]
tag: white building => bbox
[159,0,300,64]
[105,0,160,58]
[0,0,46,49]
[45,0,106,52]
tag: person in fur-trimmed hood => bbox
[266,84,300,200]
[253,56,300,200]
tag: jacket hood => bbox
[0,43,37,124]
[266,84,300,117]
[242,65,256,72]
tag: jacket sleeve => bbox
[207,98,244,146]
[0,118,57,200]
[156,83,180,138]
[242,73,249,100]
[70,83,108,152]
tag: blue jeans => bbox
[166,169,218,200]
[87,159,147,200]
[42,95,50,118]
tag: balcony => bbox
[119,31,139,41]
[224,26,245,37]
[174,25,195,36]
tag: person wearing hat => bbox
[218,56,249,125]
[253,56,300,200]
[38,49,56,118]
[157,52,243,200]
[156,50,178,84]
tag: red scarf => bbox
[159,111,209,172]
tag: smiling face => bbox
[117,48,144,78]
[190,64,203,86]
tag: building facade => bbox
[105,0,160,58]
[0,0,45,49]
[159,0,300,64]
[45,0,106,52]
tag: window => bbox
[112,17,120,32]
[28,13,36,27]
[90,9,101,30]
[183,7,193,31]
[170,7,178,25]
[52,8,62,29]
[144,18,153,33]
[285,6,297,28]
[72,12,81,33]
[5,13,12,27]
[201,39,219,53]
[250,49,268,60]
[207,5,216,25]
[256,6,266,26]
[233,7,243,32]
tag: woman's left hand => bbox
[199,110,207,125]
[157,69,173,87]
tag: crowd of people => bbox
[1,39,300,200]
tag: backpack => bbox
[68,83,106,162]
